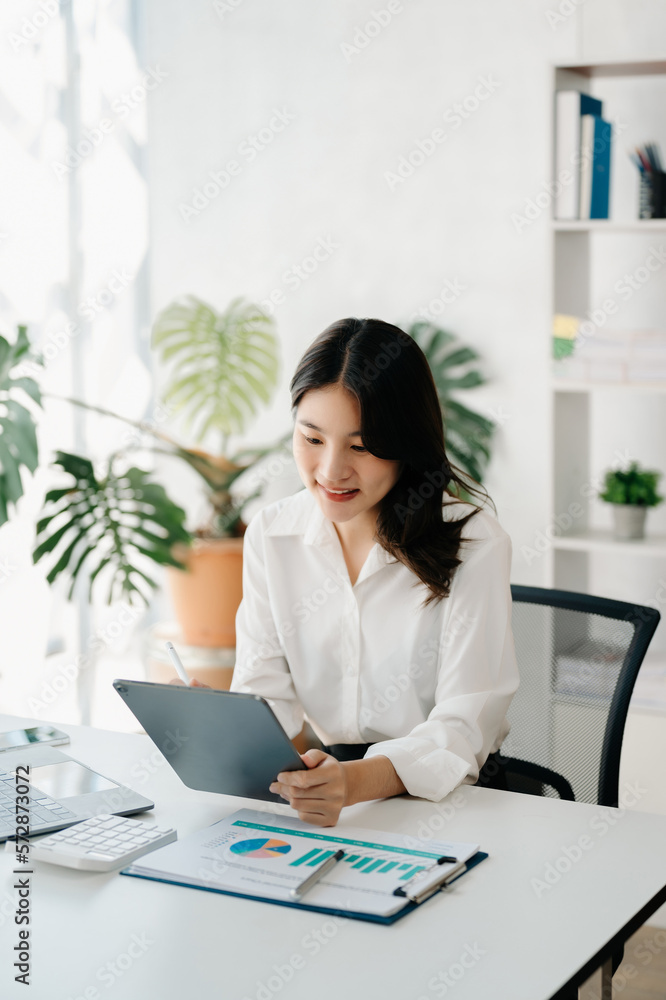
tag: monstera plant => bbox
[0,299,283,654]
[0,325,41,526]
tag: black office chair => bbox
[500,585,660,808]
[500,586,661,993]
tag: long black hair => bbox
[289,317,492,606]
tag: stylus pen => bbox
[165,642,191,686]
[289,850,345,900]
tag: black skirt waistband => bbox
[322,743,508,790]
[322,742,374,762]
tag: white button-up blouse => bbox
[230,487,519,801]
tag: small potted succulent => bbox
[598,461,664,540]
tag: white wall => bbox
[142,0,665,593]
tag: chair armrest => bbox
[501,757,575,801]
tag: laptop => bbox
[0,743,154,843]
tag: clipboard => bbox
[120,808,488,925]
[121,849,489,924]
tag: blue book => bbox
[580,115,612,218]
[580,93,603,118]
[590,117,612,218]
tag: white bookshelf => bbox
[552,529,666,558]
[553,380,666,393]
[553,219,666,232]
[549,59,666,710]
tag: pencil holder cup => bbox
[639,170,666,219]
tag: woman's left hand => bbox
[270,749,347,827]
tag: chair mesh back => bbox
[502,601,636,805]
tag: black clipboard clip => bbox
[393,860,469,904]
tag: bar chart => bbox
[289,846,425,881]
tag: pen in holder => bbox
[639,169,666,219]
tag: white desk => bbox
[2,713,666,1000]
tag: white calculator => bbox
[5,813,177,871]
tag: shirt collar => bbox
[265,488,398,573]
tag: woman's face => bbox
[292,384,402,529]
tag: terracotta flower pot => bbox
[166,538,244,647]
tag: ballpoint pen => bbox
[289,850,345,900]
[165,642,192,686]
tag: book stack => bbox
[554,90,612,220]
[553,328,666,383]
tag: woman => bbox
[229,317,519,827]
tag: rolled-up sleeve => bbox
[364,532,519,801]
[230,516,304,739]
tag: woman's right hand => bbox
[167,677,212,689]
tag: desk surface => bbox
[2,713,666,1000]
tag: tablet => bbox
[112,679,306,803]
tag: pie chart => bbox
[230,837,292,859]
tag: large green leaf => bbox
[406,320,494,484]
[152,295,279,444]
[0,326,42,526]
[34,453,192,607]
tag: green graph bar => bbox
[352,858,372,869]
[400,866,424,881]
[362,859,387,874]
[398,863,411,871]
[378,861,398,873]
[343,855,359,864]
[307,850,334,866]
[290,849,323,867]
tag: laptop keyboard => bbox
[0,770,78,839]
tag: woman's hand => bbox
[167,678,211,688]
[270,749,347,827]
